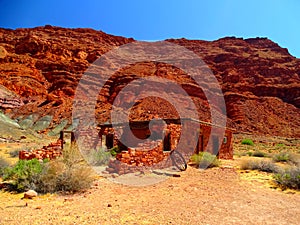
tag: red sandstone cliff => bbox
[0,26,299,137]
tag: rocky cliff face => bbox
[0,26,299,137]
[0,85,23,109]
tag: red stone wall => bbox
[19,139,62,161]
[115,140,166,166]
[198,124,233,159]
[106,122,233,174]
[166,124,181,150]
[106,140,171,175]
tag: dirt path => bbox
[0,165,299,225]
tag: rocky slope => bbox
[0,26,299,137]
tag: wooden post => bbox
[196,135,204,154]
[163,130,171,151]
[60,131,64,150]
[106,133,114,149]
[212,135,220,157]
[70,132,75,144]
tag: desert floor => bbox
[0,157,299,225]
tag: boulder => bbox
[23,190,38,199]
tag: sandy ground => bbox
[0,162,299,225]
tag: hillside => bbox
[0,26,299,137]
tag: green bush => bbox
[274,166,300,190]
[3,159,45,191]
[241,139,254,146]
[109,146,121,157]
[240,159,280,173]
[190,152,220,169]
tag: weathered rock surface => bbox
[0,26,299,137]
[23,190,38,199]
[0,85,23,109]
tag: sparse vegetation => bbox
[252,151,267,157]
[109,146,121,157]
[2,158,45,191]
[9,149,21,158]
[190,152,220,168]
[241,139,254,146]
[274,166,300,190]
[246,151,253,156]
[89,148,112,166]
[272,152,300,166]
[88,146,121,166]
[0,157,10,176]
[2,143,95,193]
[36,157,94,193]
[239,159,280,173]
[273,152,290,162]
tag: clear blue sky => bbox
[0,0,299,57]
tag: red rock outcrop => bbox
[0,26,299,137]
[0,85,23,109]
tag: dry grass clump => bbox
[239,157,300,190]
[239,158,280,173]
[190,152,220,169]
[0,157,10,176]
[36,158,94,193]
[272,152,300,166]
[36,143,94,193]
[274,166,300,190]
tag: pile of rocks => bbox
[19,139,62,161]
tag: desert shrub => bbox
[36,158,94,193]
[273,152,290,162]
[40,143,95,193]
[240,159,280,173]
[2,159,45,191]
[3,144,94,193]
[241,139,254,146]
[190,152,220,169]
[288,153,300,166]
[61,142,85,167]
[9,149,21,158]
[0,157,10,176]
[274,166,300,190]
[88,148,112,166]
[252,151,267,157]
[273,152,300,166]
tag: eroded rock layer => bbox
[0,26,299,137]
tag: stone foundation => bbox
[19,139,62,161]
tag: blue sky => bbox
[0,0,299,57]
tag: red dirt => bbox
[0,166,299,224]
